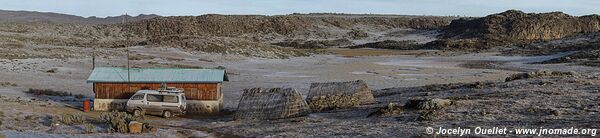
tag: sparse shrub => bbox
[100,111,143,133]
[84,123,96,133]
[417,110,444,121]
[60,113,86,125]
[198,58,214,62]
[128,56,143,60]
[480,110,492,116]
[172,64,202,69]
[348,29,368,39]
[368,103,404,117]
[50,115,61,126]
[129,54,155,61]
[46,68,58,73]
[24,88,72,97]
[405,98,452,110]
[382,103,403,115]
[0,42,25,49]
[24,115,38,120]
[419,81,496,92]
[403,98,453,121]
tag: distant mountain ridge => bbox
[0,10,160,24]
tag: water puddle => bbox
[374,59,455,68]
[396,73,435,76]
[263,72,314,78]
[350,71,378,75]
[404,78,419,81]
[396,67,422,71]
[455,52,576,63]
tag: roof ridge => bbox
[94,67,225,70]
[87,67,228,83]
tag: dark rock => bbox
[505,70,579,82]
[405,98,452,110]
[349,40,421,50]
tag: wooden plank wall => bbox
[94,83,220,100]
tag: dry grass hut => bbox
[306,80,375,111]
[234,88,310,120]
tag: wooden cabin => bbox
[87,67,228,114]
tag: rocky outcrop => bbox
[505,70,580,82]
[431,10,600,50]
[272,39,352,49]
[444,10,600,41]
[124,14,452,38]
[118,14,452,57]
[540,49,600,67]
[0,10,159,24]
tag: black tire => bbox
[133,109,143,117]
[163,110,172,118]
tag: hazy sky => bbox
[1,0,599,17]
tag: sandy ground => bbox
[0,46,522,108]
[1,45,599,137]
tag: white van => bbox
[126,88,187,118]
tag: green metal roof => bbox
[87,67,228,83]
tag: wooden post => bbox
[92,47,96,69]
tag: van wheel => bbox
[133,109,143,117]
[163,110,172,118]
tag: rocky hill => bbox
[0,10,455,58]
[118,14,453,57]
[124,14,452,38]
[0,10,159,24]
[429,10,600,50]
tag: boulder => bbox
[128,121,143,134]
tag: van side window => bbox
[147,94,163,102]
[131,94,144,100]
[163,95,179,103]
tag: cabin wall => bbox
[94,83,220,100]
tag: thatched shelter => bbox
[234,88,310,120]
[306,80,375,111]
